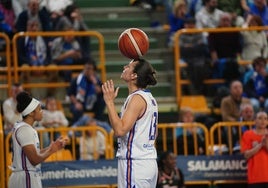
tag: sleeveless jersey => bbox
[116,89,158,159]
[11,122,41,173]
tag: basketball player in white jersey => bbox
[102,58,158,188]
[8,91,67,188]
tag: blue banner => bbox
[41,155,247,187]
[177,154,247,181]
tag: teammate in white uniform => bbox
[8,91,67,188]
[102,58,158,188]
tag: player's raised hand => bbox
[102,79,119,102]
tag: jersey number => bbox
[149,112,157,140]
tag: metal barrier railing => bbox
[0,32,12,92]
[173,26,268,109]
[12,31,106,89]
[158,123,210,156]
[209,121,255,155]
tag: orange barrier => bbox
[173,26,268,110]
[0,110,5,188]
[0,33,12,92]
[209,121,254,155]
[158,123,210,156]
[12,31,106,89]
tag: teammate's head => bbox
[157,151,177,171]
[16,91,42,119]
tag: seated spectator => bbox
[15,0,51,32]
[156,151,185,188]
[176,107,205,155]
[0,1,15,38]
[239,103,255,133]
[244,57,268,113]
[220,80,251,148]
[217,0,245,27]
[195,0,224,29]
[186,0,202,17]
[79,123,106,160]
[54,4,91,59]
[50,25,82,82]
[39,96,69,140]
[221,80,251,122]
[179,17,209,93]
[241,15,268,62]
[208,13,242,83]
[241,0,254,17]
[40,0,73,30]
[2,83,23,135]
[17,18,57,96]
[167,0,189,47]
[11,0,28,18]
[67,59,105,123]
[249,0,268,27]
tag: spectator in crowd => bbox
[2,83,23,135]
[241,15,268,62]
[0,1,16,37]
[54,4,91,59]
[17,18,57,96]
[15,0,51,32]
[0,11,13,53]
[217,0,245,27]
[67,59,105,123]
[50,25,82,82]
[179,17,209,93]
[244,57,268,113]
[167,0,189,47]
[156,151,185,188]
[220,80,251,150]
[241,0,254,17]
[195,0,224,29]
[79,123,106,160]
[221,80,251,122]
[249,0,268,26]
[39,96,69,140]
[40,0,73,30]
[12,0,28,18]
[176,107,205,155]
[186,0,202,17]
[241,111,268,187]
[208,13,242,83]
[239,103,255,133]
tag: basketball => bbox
[118,28,149,59]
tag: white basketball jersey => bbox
[116,89,158,159]
[11,122,41,172]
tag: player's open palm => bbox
[102,79,119,103]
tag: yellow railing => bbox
[158,123,210,156]
[0,33,12,92]
[210,121,255,155]
[12,31,106,89]
[173,26,268,109]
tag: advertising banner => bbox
[41,155,247,186]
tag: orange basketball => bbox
[118,28,149,59]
